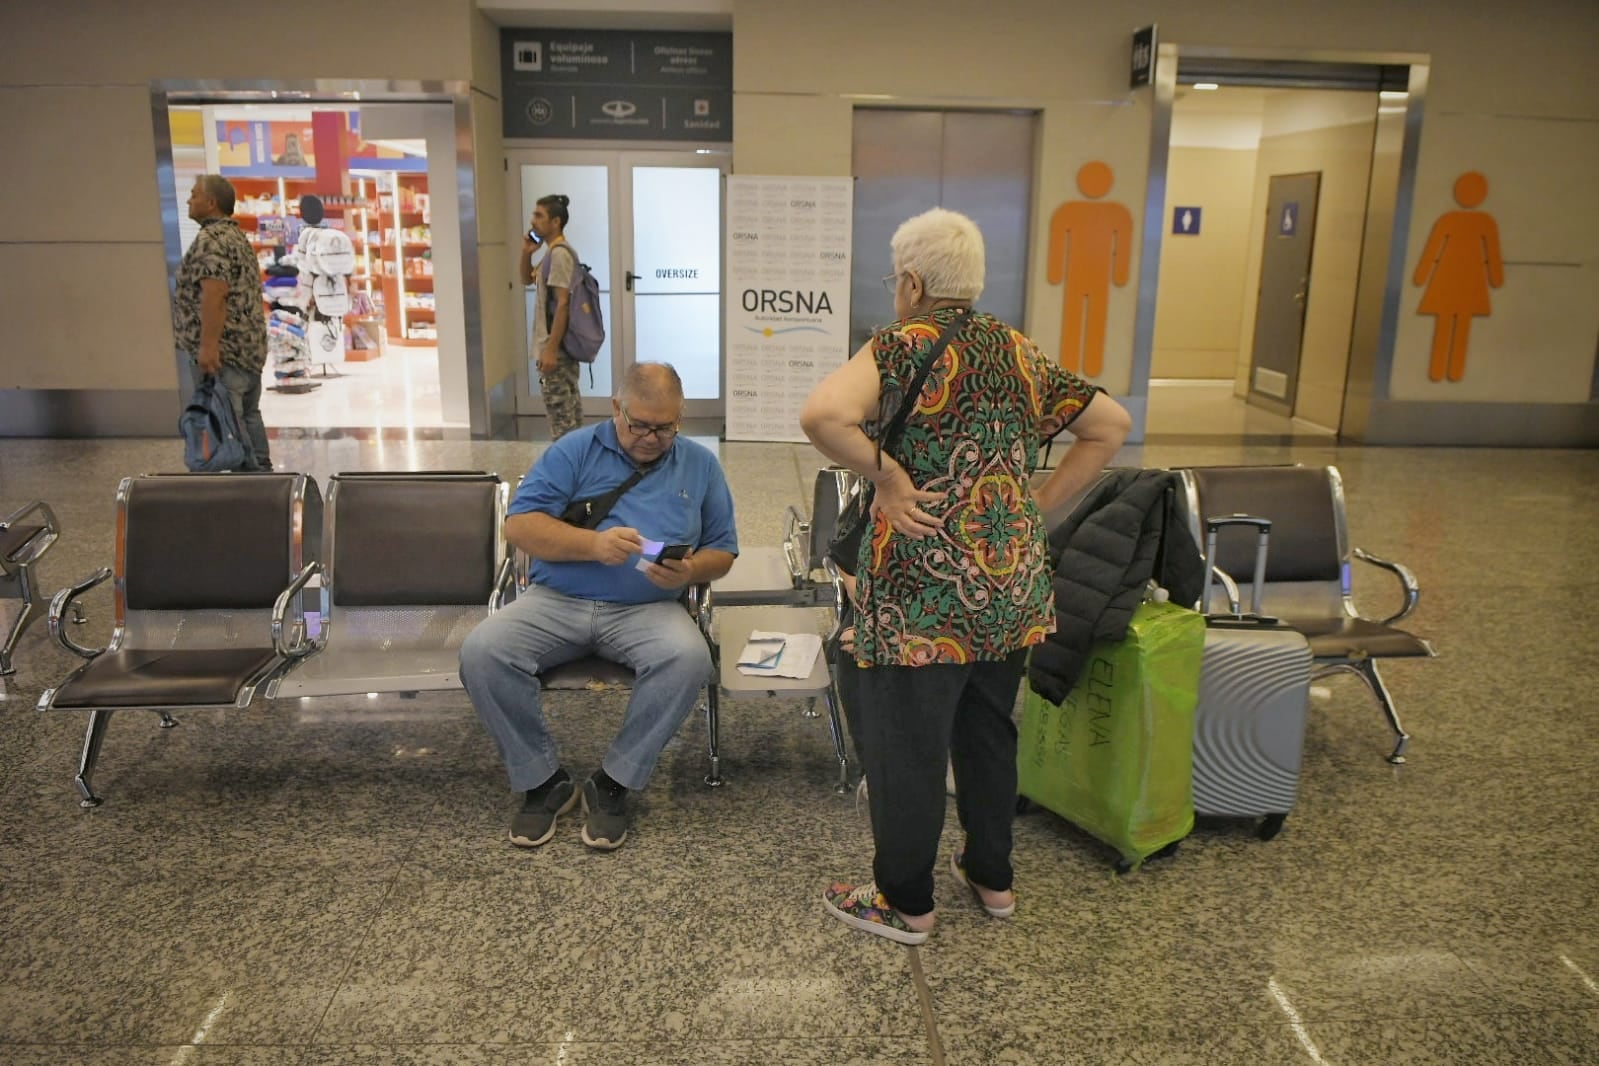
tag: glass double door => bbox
[509,149,727,419]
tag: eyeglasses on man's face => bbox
[881,272,900,294]
[619,404,680,441]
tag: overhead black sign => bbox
[502,29,732,142]
[1130,25,1157,89]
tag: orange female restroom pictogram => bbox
[1048,162,1133,377]
[1412,171,1504,383]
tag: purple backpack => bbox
[539,242,605,363]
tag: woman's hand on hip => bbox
[872,465,946,538]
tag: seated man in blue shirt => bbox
[461,363,738,851]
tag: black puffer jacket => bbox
[1028,469,1205,703]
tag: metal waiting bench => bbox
[704,466,861,792]
[266,471,513,699]
[1177,465,1437,763]
[2,499,83,675]
[36,468,839,803]
[37,473,323,806]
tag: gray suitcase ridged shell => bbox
[1192,626,1312,818]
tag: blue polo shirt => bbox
[510,421,739,604]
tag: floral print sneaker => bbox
[822,880,931,945]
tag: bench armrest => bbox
[781,505,810,586]
[821,557,849,642]
[489,557,516,611]
[272,562,323,659]
[1,499,60,533]
[1,499,62,566]
[687,582,713,643]
[1352,547,1420,625]
[49,568,112,659]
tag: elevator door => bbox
[850,110,1037,348]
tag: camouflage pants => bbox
[540,354,583,439]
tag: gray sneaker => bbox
[580,773,629,851]
[509,769,578,847]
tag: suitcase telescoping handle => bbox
[1202,515,1272,619]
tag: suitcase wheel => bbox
[1258,813,1287,841]
[1115,840,1180,875]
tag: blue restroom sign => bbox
[1172,206,1202,235]
[1280,202,1300,236]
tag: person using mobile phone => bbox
[461,363,740,853]
[519,194,581,439]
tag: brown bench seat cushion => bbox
[52,648,281,707]
[1284,617,1433,660]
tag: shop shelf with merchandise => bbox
[374,172,433,347]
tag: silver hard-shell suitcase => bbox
[1191,516,1313,840]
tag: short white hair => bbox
[891,208,985,302]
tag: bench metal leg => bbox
[75,709,112,808]
[821,692,849,794]
[0,568,38,676]
[703,683,723,787]
[1322,660,1411,764]
[1354,659,1410,764]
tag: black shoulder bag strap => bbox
[560,464,647,530]
[875,308,974,469]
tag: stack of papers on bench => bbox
[735,630,823,679]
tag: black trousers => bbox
[852,649,1026,917]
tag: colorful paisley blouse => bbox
[854,306,1100,668]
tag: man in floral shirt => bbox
[173,175,271,469]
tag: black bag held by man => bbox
[826,309,973,575]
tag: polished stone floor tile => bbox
[1305,1009,1599,1064]
[301,1039,930,1065]
[940,1020,1311,1066]
[4,437,1598,1063]
[0,1048,303,1066]
[312,855,924,1046]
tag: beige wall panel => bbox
[732,0,1597,119]
[1391,265,1599,404]
[2,0,475,85]
[0,244,177,391]
[473,94,507,244]
[1152,348,1239,378]
[1391,111,1599,402]
[1293,121,1375,425]
[732,94,851,176]
[472,10,504,102]
[1028,101,1153,395]
[477,245,514,395]
[1152,147,1256,378]
[0,87,166,243]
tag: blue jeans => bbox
[459,584,712,792]
[215,363,272,470]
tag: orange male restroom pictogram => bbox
[1047,162,1134,377]
[1412,171,1504,383]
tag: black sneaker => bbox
[580,772,629,851]
[509,769,577,847]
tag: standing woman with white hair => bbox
[801,208,1132,943]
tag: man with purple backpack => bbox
[521,194,589,439]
